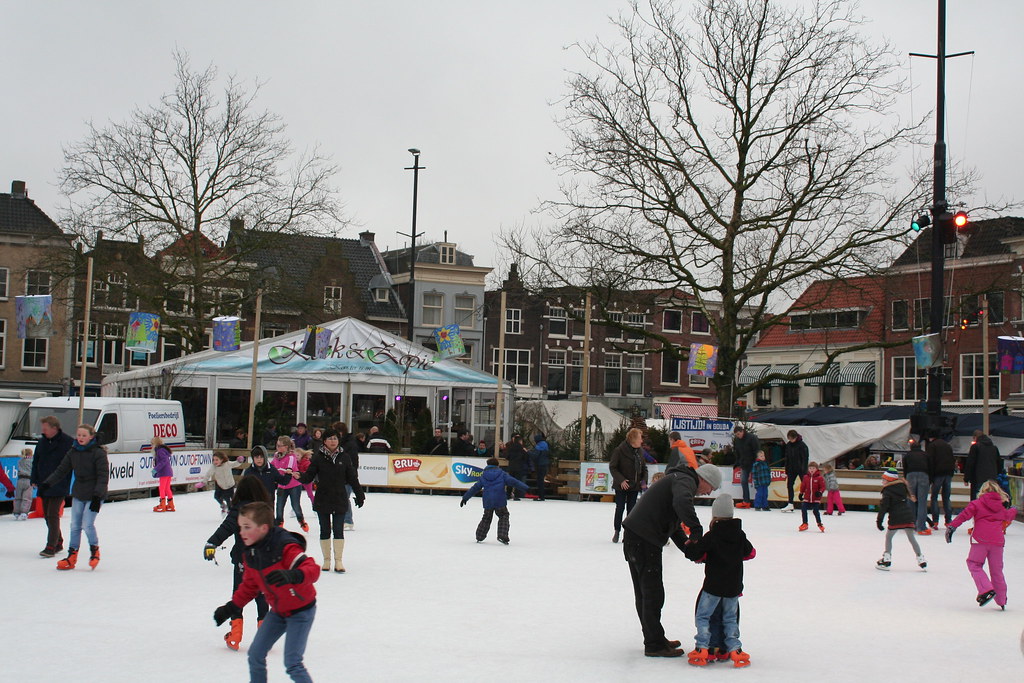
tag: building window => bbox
[22,338,48,370]
[891,357,950,400]
[261,324,289,338]
[0,319,5,367]
[570,351,584,392]
[663,310,683,332]
[422,292,443,327]
[821,385,841,406]
[604,312,623,341]
[547,349,566,393]
[0,267,9,298]
[961,353,999,401]
[94,272,128,310]
[912,298,929,331]
[790,309,867,331]
[374,288,390,303]
[661,356,680,385]
[324,286,344,314]
[891,300,908,331]
[547,306,568,337]
[455,295,476,328]
[691,310,710,334]
[986,292,1004,324]
[856,384,875,407]
[75,321,98,366]
[782,385,800,406]
[505,308,522,335]
[129,349,150,367]
[26,270,51,296]
[162,331,182,362]
[439,244,456,265]
[626,354,644,395]
[102,323,125,370]
[689,372,708,387]
[755,386,771,406]
[166,286,192,315]
[493,348,531,385]
[604,354,621,394]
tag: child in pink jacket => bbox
[946,479,1016,609]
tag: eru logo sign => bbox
[451,463,483,484]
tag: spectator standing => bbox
[781,430,809,513]
[452,431,476,456]
[903,440,931,534]
[925,431,956,528]
[428,428,449,455]
[668,432,698,469]
[291,423,312,450]
[504,434,529,501]
[732,426,759,508]
[965,430,1002,500]
[609,428,649,543]
[30,416,74,558]
[530,434,551,501]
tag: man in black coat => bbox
[427,428,449,455]
[925,431,956,527]
[30,415,74,557]
[782,430,809,512]
[732,426,759,508]
[902,439,931,534]
[965,430,1002,500]
[621,463,722,658]
[503,434,529,501]
[451,430,476,457]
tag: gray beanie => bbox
[711,493,734,519]
[696,463,722,491]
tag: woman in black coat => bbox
[783,430,809,512]
[299,429,365,573]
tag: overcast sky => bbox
[2,1,1020,279]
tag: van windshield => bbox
[11,407,101,442]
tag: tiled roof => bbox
[755,275,885,348]
[891,216,1024,266]
[0,192,65,237]
[382,243,477,272]
[243,231,405,320]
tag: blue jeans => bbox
[906,472,930,531]
[929,475,952,525]
[344,484,354,525]
[753,486,768,510]
[69,497,99,550]
[695,591,740,651]
[276,486,305,524]
[739,466,752,503]
[248,606,316,683]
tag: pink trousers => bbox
[966,542,1007,606]
[158,476,172,499]
[825,490,845,514]
[302,482,314,502]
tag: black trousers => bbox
[476,507,511,542]
[317,510,345,540]
[42,496,64,550]
[613,489,639,532]
[786,473,800,505]
[623,531,669,651]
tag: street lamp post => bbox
[399,149,425,342]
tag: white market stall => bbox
[102,317,514,448]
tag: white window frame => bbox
[547,306,568,337]
[261,324,289,338]
[374,288,390,303]
[891,300,909,331]
[492,348,531,385]
[604,353,622,394]
[691,310,711,335]
[663,310,683,333]
[505,308,522,335]
[455,295,476,329]
[102,322,125,370]
[625,354,645,395]
[661,356,680,385]
[74,321,99,367]
[960,352,1000,401]
[0,267,9,299]
[324,286,344,314]
[0,318,6,367]
[165,285,193,315]
[422,292,444,327]
[689,372,709,386]
[26,270,51,296]
[439,244,456,265]
[21,337,48,370]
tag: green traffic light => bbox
[912,213,930,232]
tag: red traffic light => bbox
[953,211,968,228]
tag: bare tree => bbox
[59,51,342,351]
[503,0,929,414]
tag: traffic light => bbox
[911,213,930,232]
[959,309,981,330]
[939,210,969,243]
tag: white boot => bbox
[332,538,346,573]
[781,504,795,513]
[917,555,927,571]
[319,539,331,571]
[876,552,892,571]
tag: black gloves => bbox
[945,526,956,543]
[877,521,884,531]
[460,499,467,507]
[204,544,217,561]
[213,601,242,625]
[355,497,365,508]
[90,497,102,513]
[266,569,304,586]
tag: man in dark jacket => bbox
[965,430,1002,500]
[621,463,722,658]
[451,430,476,457]
[30,415,74,558]
[925,431,956,527]
[732,426,759,508]
[503,435,529,501]
[427,428,449,455]
[782,430,808,513]
[609,428,649,543]
[902,439,931,534]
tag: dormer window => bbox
[374,288,389,303]
[439,244,456,265]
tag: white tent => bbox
[515,399,628,448]
[748,420,911,464]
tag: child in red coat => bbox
[798,462,826,532]
[213,501,320,682]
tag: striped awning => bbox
[655,403,720,419]
[737,364,771,385]
[804,362,841,385]
[766,363,800,387]
[839,361,876,385]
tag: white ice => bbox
[2,491,1021,682]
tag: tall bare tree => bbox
[503,0,928,414]
[59,51,342,351]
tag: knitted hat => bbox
[881,467,900,481]
[696,463,723,490]
[711,493,734,519]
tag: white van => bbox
[0,397,187,456]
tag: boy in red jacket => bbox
[798,461,826,532]
[213,501,320,682]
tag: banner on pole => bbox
[434,324,466,359]
[15,295,53,339]
[687,343,718,377]
[912,333,943,369]
[997,336,1024,374]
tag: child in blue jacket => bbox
[460,458,529,544]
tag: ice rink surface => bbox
[2,490,1021,682]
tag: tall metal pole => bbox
[77,256,94,424]
[495,290,507,446]
[578,292,592,463]
[246,289,263,451]
[402,149,425,342]
[925,0,949,417]
[982,296,990,433]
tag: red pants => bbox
[825,490,845,514]
[158,476,172,499]
[967,542,1007,607]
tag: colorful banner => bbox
[433,324,466,359]
[687,343,718,377]
[997,336,1024,374]
[384,454,489,489]
[731,467,790,501]
[15,295,53,339]
[212,316,242,352]
[126,312,160,353]
[105,449,214,492]
[669,417,735,455]
[301,325,333,359]
[912,333,943,369]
